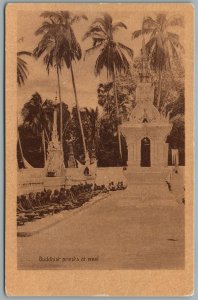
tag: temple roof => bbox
[131,100,160,123]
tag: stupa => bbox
[44,96,66,190]
[45,96,65,177]
[119,38,172,173]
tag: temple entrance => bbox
[141,137,151,167]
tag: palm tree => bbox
[83,13,133,158]
[97,82,113,116]
[21,92,53,165]
[34,11,88,157]
[83,107,100,153]
[132,13,184,108]
[17,51,32,86]
[33,18,64,145]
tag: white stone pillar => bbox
[150,139,154,166]
[136,140,141,167]
[152,139,160,167]
[163,143,169,166]
[128,140,139,167]
[159,140,165,166]
[127,141,133,166]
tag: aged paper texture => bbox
[6,3,194,296]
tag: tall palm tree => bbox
[34,11,88,157]
[33,18,64,145]
[83,13,133,158]
[21,92,53,165]
[17,51,32,86]
[132,13,184,108]
[83,107,100,153]
[97,82,113,116]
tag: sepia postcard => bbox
[6,3,194,296]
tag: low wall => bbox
[18,169,44,195]
[17,167,126,195]
[95,167,126,186]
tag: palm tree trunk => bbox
[70,62,87,157]
[57,67,63,145]
[44,128,49,143]
[107,91,110,116]
[17,129,25,166]
[42,130,46,166]
[113,63,122,159]
[157,69,162,109]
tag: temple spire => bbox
[46,91,65,176]
[140,33,150,82]
[52,91,59,143]
[142,37,147,77]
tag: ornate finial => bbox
[142,108,149,123]
[139,17,150,83]
[140,36,150,82]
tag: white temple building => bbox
[119,39,172,172]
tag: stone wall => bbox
[17,167,127,195]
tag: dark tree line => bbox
[17,11,185,167]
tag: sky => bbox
[17,8,184,115]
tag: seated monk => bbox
[18,195,39,220]
[51,189,60,204]
[110,182,117,191]
[22,194,35,211]
[45,189,52,204]
[17,196,32,213]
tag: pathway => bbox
[17,175,184,270]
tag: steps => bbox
[124,168,169,185]
[120,167,178,207]
[119,181,177,207]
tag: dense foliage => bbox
[17,12,185,168]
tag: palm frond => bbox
[84,12,133,81]
[17,64,28,85]
[17,72,25,86]
[17,51,32,57]
[17,52,31,86]
[168,40,180,60]
[91,17,108,31]
[82,27,106,41]
[112,22,127,33]
[132,28,154,39]
[84,43,103,60]
[70,28,82,61]
[94,45,109,76]
[70,14,88,25]
[40,11,63,23]
[145,37,156,54]
[21,92,51,135]
[155,13,167,27]
[167,31,184,51]
[115,45,130,73]
[17,61,28,76]
[36,10,83,71]
[83,24,107,41]
[131,29,142,39]
[143,16,159,30]
[35,21,58,35]
[167,15,184,27]
[117,42,133,59]
[102,13,113,28]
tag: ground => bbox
[17,170,185,270]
